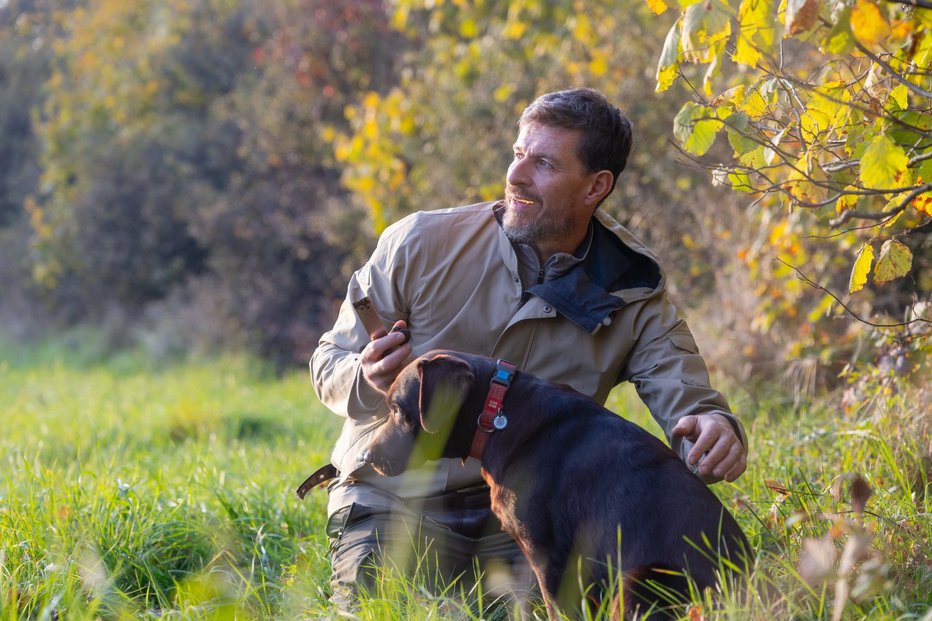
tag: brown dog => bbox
[362,350,751,619]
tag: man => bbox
[310,87,748,610]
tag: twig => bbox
[882,0,932,9]
[829,183,932,227]
[855,42,932,99]
[775,258,932,328]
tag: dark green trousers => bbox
[326,501,536,614]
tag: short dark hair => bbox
[519,88,633,193]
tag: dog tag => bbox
[492,414,508,430]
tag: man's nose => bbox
[506,159,528,187]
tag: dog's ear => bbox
[417,355,474,433]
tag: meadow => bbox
[1,334,929,620]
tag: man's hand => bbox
[671,414,746,483]
[360,320,412,395]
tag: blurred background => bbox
[1,0,927,396]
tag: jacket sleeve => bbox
[309,219,412,420]
[619,294,747,480]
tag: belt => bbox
[296,463,339,499]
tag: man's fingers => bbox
[687,423,720,465]
[723,451,748,482]
[365,329,408,360]
[361,330,412,393]
[672,415,697,439]
[703,440,744,479]
[697,435,731,475]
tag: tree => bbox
[644,0,930,386]
[334,0,731,275]
[650,0,930,311]
[30,0,405,363]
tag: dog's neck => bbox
[467,359,518,460]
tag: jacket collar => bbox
[492,202,664,334]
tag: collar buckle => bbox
[471,360,517,455]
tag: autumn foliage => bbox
[0,0,928,378]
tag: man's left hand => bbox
[671,414,746,483]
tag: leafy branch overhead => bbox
[650,0,930,295]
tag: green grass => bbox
[1,335,929,619]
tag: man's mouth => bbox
[509,195,537,207]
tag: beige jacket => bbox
[310,201,746,514]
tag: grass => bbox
[1,334,929,619]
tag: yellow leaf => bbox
[682,0,732,63]
[807,294,836,322]
[849,242,874,293]
[391,5,410,30]
[800,82,850,143]
[889,84,908,109]
[737,84,768,117]
[785,151,827,203]
[655,20,682,92]
[493,84,516,102]
[850,0,890,47]
[503,19,528,39]
[835,187,859,214]
[645,0,669,14]
[572,14,594,43]
[873,239,912,286]
[589,50,609,76]
[656,63,679,93]
[733,0,774,67]
[913,191,932,216]
[459,18,479,38]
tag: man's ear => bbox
[585,169,614,208]
[417,355,474,433]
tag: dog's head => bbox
[362,350,477,476]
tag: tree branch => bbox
[830,183,932,227]
[776,259,931,328]
[855,42,932,99]
[882,0,932,9]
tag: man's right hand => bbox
[360,320,412,395]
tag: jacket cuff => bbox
[352,360,387,414]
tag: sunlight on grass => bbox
[1,335,929,619]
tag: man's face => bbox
[504,122,606,258]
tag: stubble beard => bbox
[502,200,573,248]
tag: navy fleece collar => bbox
[527,218,662,333]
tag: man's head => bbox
[503,88,633,259]
[518,88,633,191]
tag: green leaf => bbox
[873,240,912,286]
[860,133,910,189]
[727,126,759,156]
[849,242,874,293]
[673,102,719,156]
[821,8,854,54]
[739,145,766,168]
[729,169,755,192]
